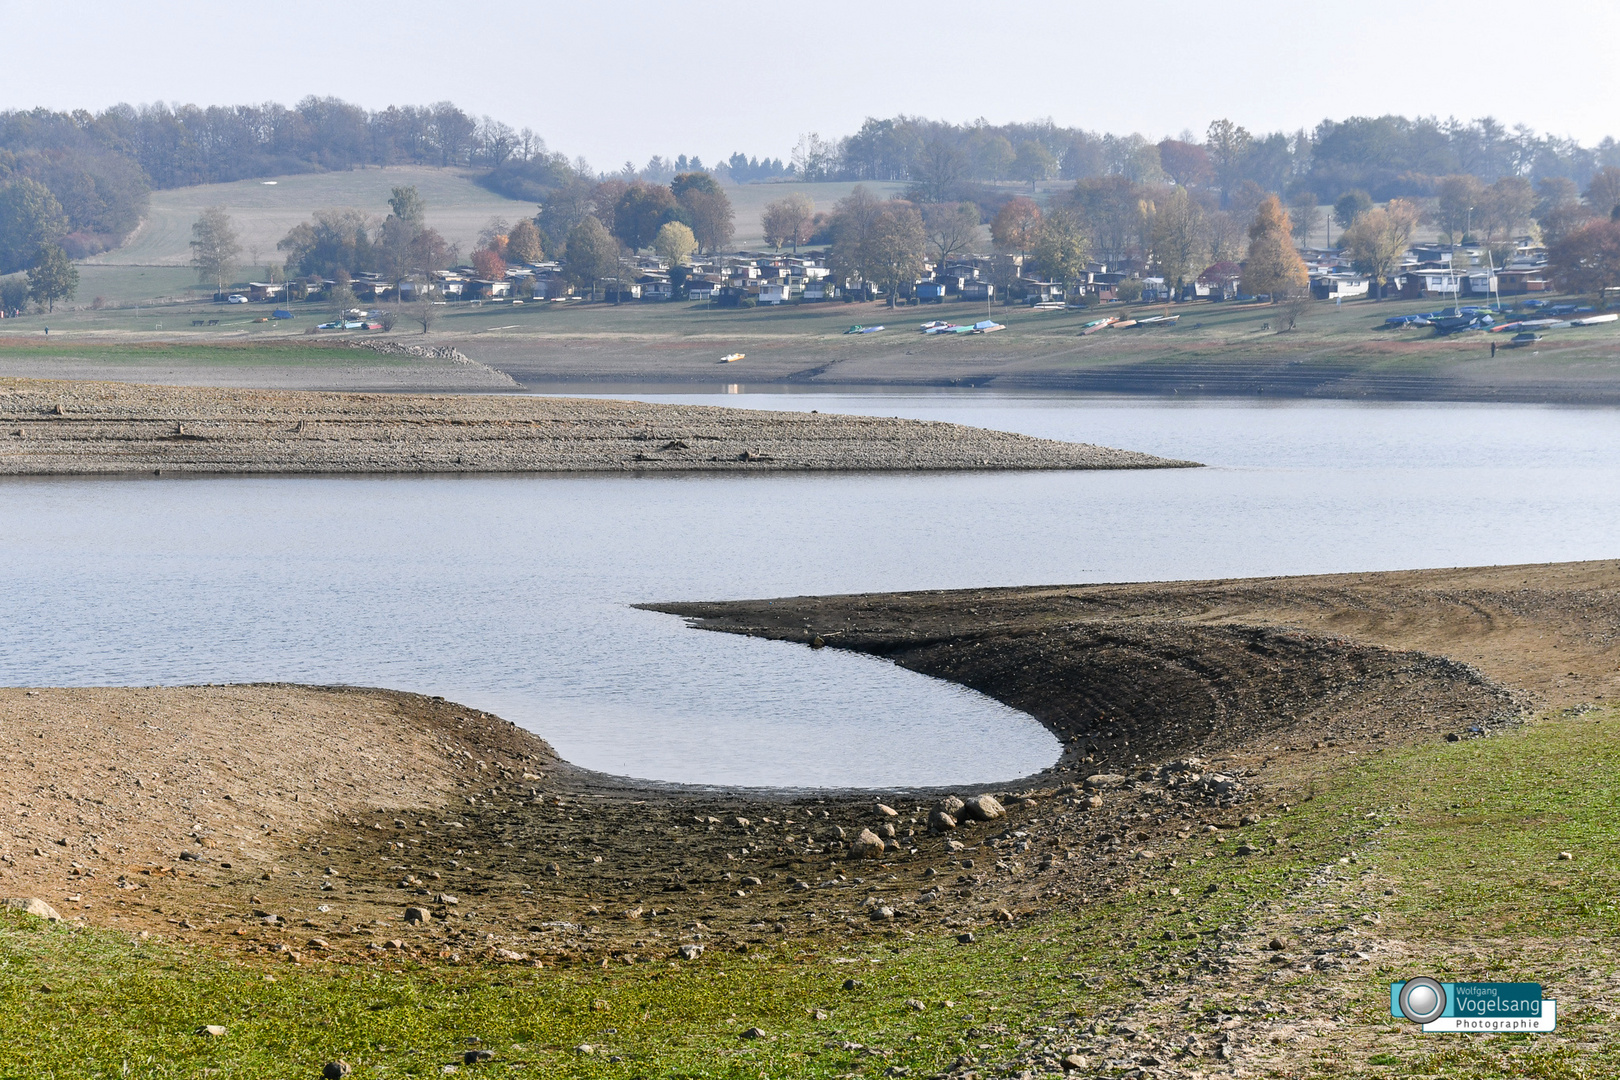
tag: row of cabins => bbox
[1305,238,1551,302]
[244,235,1556,311]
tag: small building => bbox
[1399,269,1462,300]
[757,282,791,305]
[916,281,947,303]
[1310,274,1369,300]
[1496,268,1551,294]
[246,281,286,302]
[960,281,995,301]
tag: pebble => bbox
[404,906,432,925]
[678,944,704,960]
[463,1049,495,1063]
[739,1027,765,1039]
[322,1063,352,1079]
[195,1025,227,1038]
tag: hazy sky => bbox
[3,0,1617,169]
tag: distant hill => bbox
[87,166,536,270]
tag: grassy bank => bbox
[6,704,1613,1079]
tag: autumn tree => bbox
[1011,141,1057,188]
[829,186,884,291]
[1435,175,1484,244]
[26,243,77,312]
[1205,119,1253,206]
[1549,219,1620,298]
[1341,205,1415,299]
[1152,186,1206,299]
[189,206,241,292]
[564,215,618,300]
[1031,208,1090,286]
[505,219,544,264]
[922,201,981,272]
[1479,176,1535,243]
[653,221,697,267]
[471,246,507,281]
[1071,176,1142,266]
[1333,189,1373,231]
[761,193,814,253]
[613,181,679,251]
[672,172,734,254]
[862,202,927,308]
[1585,167,1620,219]
[1157,139,1212,189]
[1205,210,1245,263]
[991,197,1042,259]
[388,185,426,228]
[1240,195,1308,299]
[1288,191,1323,248]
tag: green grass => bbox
[5,706,1616,1078]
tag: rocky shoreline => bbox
[0,378,1193,475]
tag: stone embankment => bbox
[0,378,1194,475]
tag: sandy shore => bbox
[0,377,1190,475]
[3,561,1613,968]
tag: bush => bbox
[379,311,397,331]
[1116,279,1144,303]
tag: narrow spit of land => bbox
[0,377,1191,475]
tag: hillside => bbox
[84,166,536,269]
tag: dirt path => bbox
[0,378,1189,475]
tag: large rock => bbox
[928,809,958,833]
[938,795,965,816]
[1084,773,1128,789]
[852,829,887,859]
[4,898,63,922]
[961,795,1005,821]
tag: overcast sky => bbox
[3,0,1617,168]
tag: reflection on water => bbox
[2,396,1617,788]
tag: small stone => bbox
[1061,1053,1089,1070]
[957,932,976,944]
[733,817,750,829]
[928,809,958,833]
[740,876,761,887]
[739,1026,765,1039]
[195,1025,227,1038]
[404,906,431,925]
[812,1007,829,1020]
[1084,773,1127,789]
[463,1048,495,1063]
[876,804,899,817]
[322,1062,352,1079]
[3,898,63,922]
[944,839,966,852]
[961,795,1005,821]
[905,998,926,1010]
[1268,936,1286,951]
[678,943,704,960]
[1558,851,1573,861]
[842,978,863,990]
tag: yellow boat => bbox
[720,353,744,363]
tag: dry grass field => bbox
[84,166,536,270]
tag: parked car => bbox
[226,294,248,303]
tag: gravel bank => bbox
[0,378,1194,475]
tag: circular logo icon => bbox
[1399,977,1447,1024]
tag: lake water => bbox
[2,394,1617,789]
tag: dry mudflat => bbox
[5,560,1619,1076]
[3,560,1614,962]
[0,377,1189,475]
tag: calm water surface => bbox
[2,395,1616,788]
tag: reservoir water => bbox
[2,395,1617,788]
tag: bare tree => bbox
[190,206,241,292]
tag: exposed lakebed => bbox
[2,394,1617,787]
